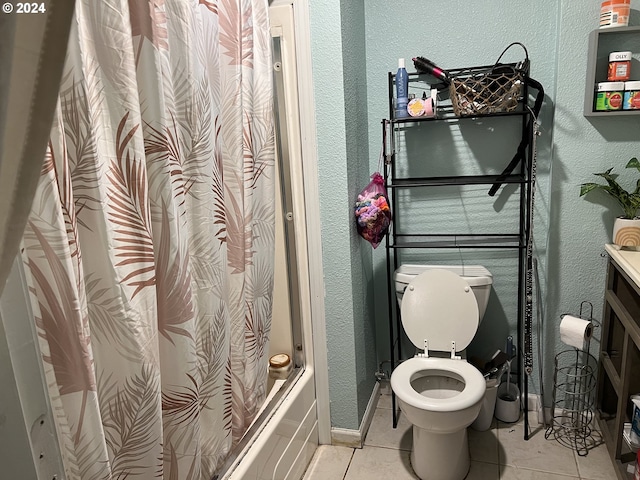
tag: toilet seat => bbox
[391,357,485,412]
[401,269,479,352]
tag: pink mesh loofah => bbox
[354,172,391,248]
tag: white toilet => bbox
[390,264,493,480]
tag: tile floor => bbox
[303,386,621,480]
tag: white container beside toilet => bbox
[495,382,521,423]
[471,377,499,431]
[390,264,493,480]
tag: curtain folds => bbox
[22,1,274,478]
[0,1,76,292]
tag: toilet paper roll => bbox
[560,315,593,349]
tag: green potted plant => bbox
[580,157,640,247]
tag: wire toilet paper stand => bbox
[545,301,600,456]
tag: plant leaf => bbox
[630,193,640,218]
[580,183,601,196]
[594,167,614,178]
[593,169,626,200]
[626,157,640,172]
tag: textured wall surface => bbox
[308,0,357,430]
[546,1,640,388]
[309,0,640,430]
[338,0,378,425]
[308,0,375,430]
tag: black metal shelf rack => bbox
[383,66,535,440]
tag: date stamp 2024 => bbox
[2,2,47,14]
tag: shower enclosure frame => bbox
[221,0,331,477]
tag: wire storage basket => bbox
[449,42,529,117]
[545,303,600,456]
[544,349,598,456]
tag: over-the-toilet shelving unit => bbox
[383,67,535,440]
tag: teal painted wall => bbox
[338,0,379,426]
[546,1,640,388]
[309,0,376,430]
[309,0,640,430]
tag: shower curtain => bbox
[21,1,274,479]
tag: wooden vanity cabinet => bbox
[597,253,640,479]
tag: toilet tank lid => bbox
[394,264,492,289]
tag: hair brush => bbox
[413,56,451,85]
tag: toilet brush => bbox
[494,360,509,382]
[500,360,517,401]
[495,358,521,422]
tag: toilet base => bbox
[410,425,470,480]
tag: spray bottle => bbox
[395,58,409,118]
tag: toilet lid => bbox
[401,269,479,352]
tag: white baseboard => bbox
[528,393,563,426]
[526,393,545,424]
[330,381,381,448]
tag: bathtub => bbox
[222,368,318,480]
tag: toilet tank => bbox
[393,264,493,321]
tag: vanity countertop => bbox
[605,244,640,288]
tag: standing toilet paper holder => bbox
[545,301,600,456]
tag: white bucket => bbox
[495,382,521,423]
[471,378,499,431]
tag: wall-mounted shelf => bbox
[583,26,640,117]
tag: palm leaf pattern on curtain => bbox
[245,300,270,363]
[211,116,226,244]
[26,125,95,445]
[60,78,103,228]
[74,432,113,480]
[183,79,214,197]
[86,273,145,362]
[197,318,228,413]
[161,305,227,427]
[144,117,187,208]
[223,185,254,274]
[108,112,156,298]
[198,0,217,14]
[22,1,275,478]
[27,224,96,442]
[43,134,84,290]
[155,203,194,343]
[23,101,113,479]
[250,200,275,249]
[222,337,234,435]
[28,255,89,398]
[219,0,254,68]
[102,364,162,478]
[242,111,274,191]
[128,0,168,63]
